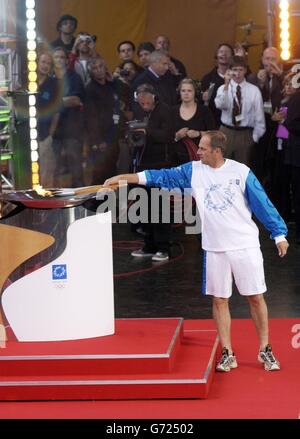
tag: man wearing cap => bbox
[51,14,78,54]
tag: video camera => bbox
[126,119,148,148]
[119,69,130,78]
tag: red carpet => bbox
[0,318,299,419]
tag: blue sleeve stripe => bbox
[202,250,207,296]
[144,162,193,192]
[245,170,288,239]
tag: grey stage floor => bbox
[112,222,300,320]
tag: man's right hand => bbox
[104,174,139,187]
[112,67,121,78]
[224,69,233,88]
[104,176,126,187]
[257,69,267,84]
[269,62,283,76]
[72,35,82,53]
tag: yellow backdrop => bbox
[144,0,237,80]
[36,0,147,71]
[35,0,300,78]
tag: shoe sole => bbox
[258,356,281,371]
[152,258,169,262]
[216,360,238,372]
[216,365,231,372]
[131,253,155,258]
[264,365,280,371]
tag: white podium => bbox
[1,212,115,342]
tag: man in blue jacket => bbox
[104,130,289,372]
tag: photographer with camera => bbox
[130,84,173,171]
[114,60,139,86]
[127,84,174,261]
[113,41,143,83]
[69,32,99,85]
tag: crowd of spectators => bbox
[34,13,300,247]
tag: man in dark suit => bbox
[154,35,187,82]
[133,50,177,107]
[201,43,234,127]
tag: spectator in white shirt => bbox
[215,56,265,166]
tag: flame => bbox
[34,185,53,197]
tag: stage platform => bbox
[0,318,218,401]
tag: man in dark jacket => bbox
[50,14,78,54]
[129,84,174,261]
[154,35,187,86]
[133,50,177,107]
[201,43,234,127]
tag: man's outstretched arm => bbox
[104,163,193,192]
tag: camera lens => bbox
[120,69,129,77]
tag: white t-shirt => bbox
[190,159,259,251]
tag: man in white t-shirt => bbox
[104,131,289,372]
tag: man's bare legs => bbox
[213,297,233,352]
[247,293,280,370]
[213,296,239,371]
[247,294,269,350]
